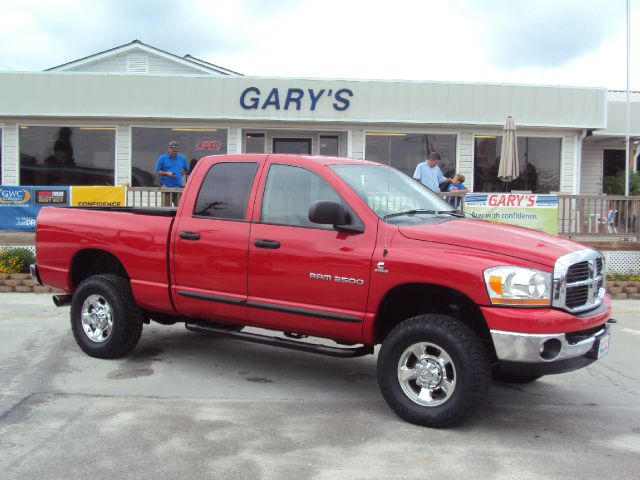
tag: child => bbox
[447,174,468,208]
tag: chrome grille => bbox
[553,249,605,313]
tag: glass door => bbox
[273,138,311,154]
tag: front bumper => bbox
[491,323,610,375]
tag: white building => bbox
[1,40,638,194]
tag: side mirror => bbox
[308,201,364,233]
[308,201,346,225]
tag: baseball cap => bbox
[169,141,179,149]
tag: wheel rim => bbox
[397,342,456,407]
[81,294,113,343]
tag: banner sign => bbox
[70,186,125,207]
[0,186,70,230]
[0,185,124,231]
[465,193,558,235]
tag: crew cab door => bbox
[247,158,377,343]
[171,158,262,322]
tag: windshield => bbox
[330,164,454,219]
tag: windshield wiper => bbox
[384,209,464,219]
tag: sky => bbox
[0,0,639,90]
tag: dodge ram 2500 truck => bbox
[32,154,612,428]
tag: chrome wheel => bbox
[397,342,456,407]
[81,294,113,343]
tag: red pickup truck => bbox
[32,154,612,428]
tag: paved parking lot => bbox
[1,293,639,480]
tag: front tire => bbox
[70,274,143,359]
[377,314,490,428]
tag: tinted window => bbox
[474,136,561,193]
[132,127,228,187]
[193,162,258,220]
[261,164,345,228]
[319,136,339,156]
[365,133,457,178]
[19,126,115,186]
[244,133,265,153]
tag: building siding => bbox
[116,125,130,185]
[561,134,576,193]
[457,132,473,191]
[2,124,18,184]
[66,52,210,76]
[581,143,603,195]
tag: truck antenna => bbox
[383,141,391,257]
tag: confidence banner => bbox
[70,186,125,207]
[464,193,558,235]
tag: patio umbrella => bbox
[498,116,520,188]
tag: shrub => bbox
[606,272,640,282]
[603,171,640,195]
[0,247,36,274]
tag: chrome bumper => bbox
[491,324,610,364]
[30,264,42,286]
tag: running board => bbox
[184,322,374,358]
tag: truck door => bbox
[172,159,261,322]
[247,161,377,343]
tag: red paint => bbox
[36,154,610,348]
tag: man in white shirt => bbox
[413,152,451,192]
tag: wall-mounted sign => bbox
[240,87,353,111]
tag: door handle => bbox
[254,239,280,249]
[179,231,201,241]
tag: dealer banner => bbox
[70,186,125,207]
[464,193,558,235]
[0,186,70,230]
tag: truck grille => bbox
[553,250,605,313]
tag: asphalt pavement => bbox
[0,293,638,480]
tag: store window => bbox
[365,133,456,178]
[131,127,227,186]
[319,136,339,156]
[19,126,116,186]
[474,136,561,193]
[244,133,265,153]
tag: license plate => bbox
[596,334,610,359]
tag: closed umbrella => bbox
[498,116,520,189]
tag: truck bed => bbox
[36,206,177,314]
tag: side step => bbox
[185,322,374,358]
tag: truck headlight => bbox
[483,266,552,306]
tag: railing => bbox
[557,195,640,238]
[127,187,183,207]
[124,187,638,239]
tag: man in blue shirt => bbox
[155,141,189,206]
[155,141,189,188]
[413,152,451,192]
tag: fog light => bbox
[540,338,562,361]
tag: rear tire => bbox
[377,314,490,428]
[70,274,143,359]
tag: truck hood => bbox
[398,218,583,267]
